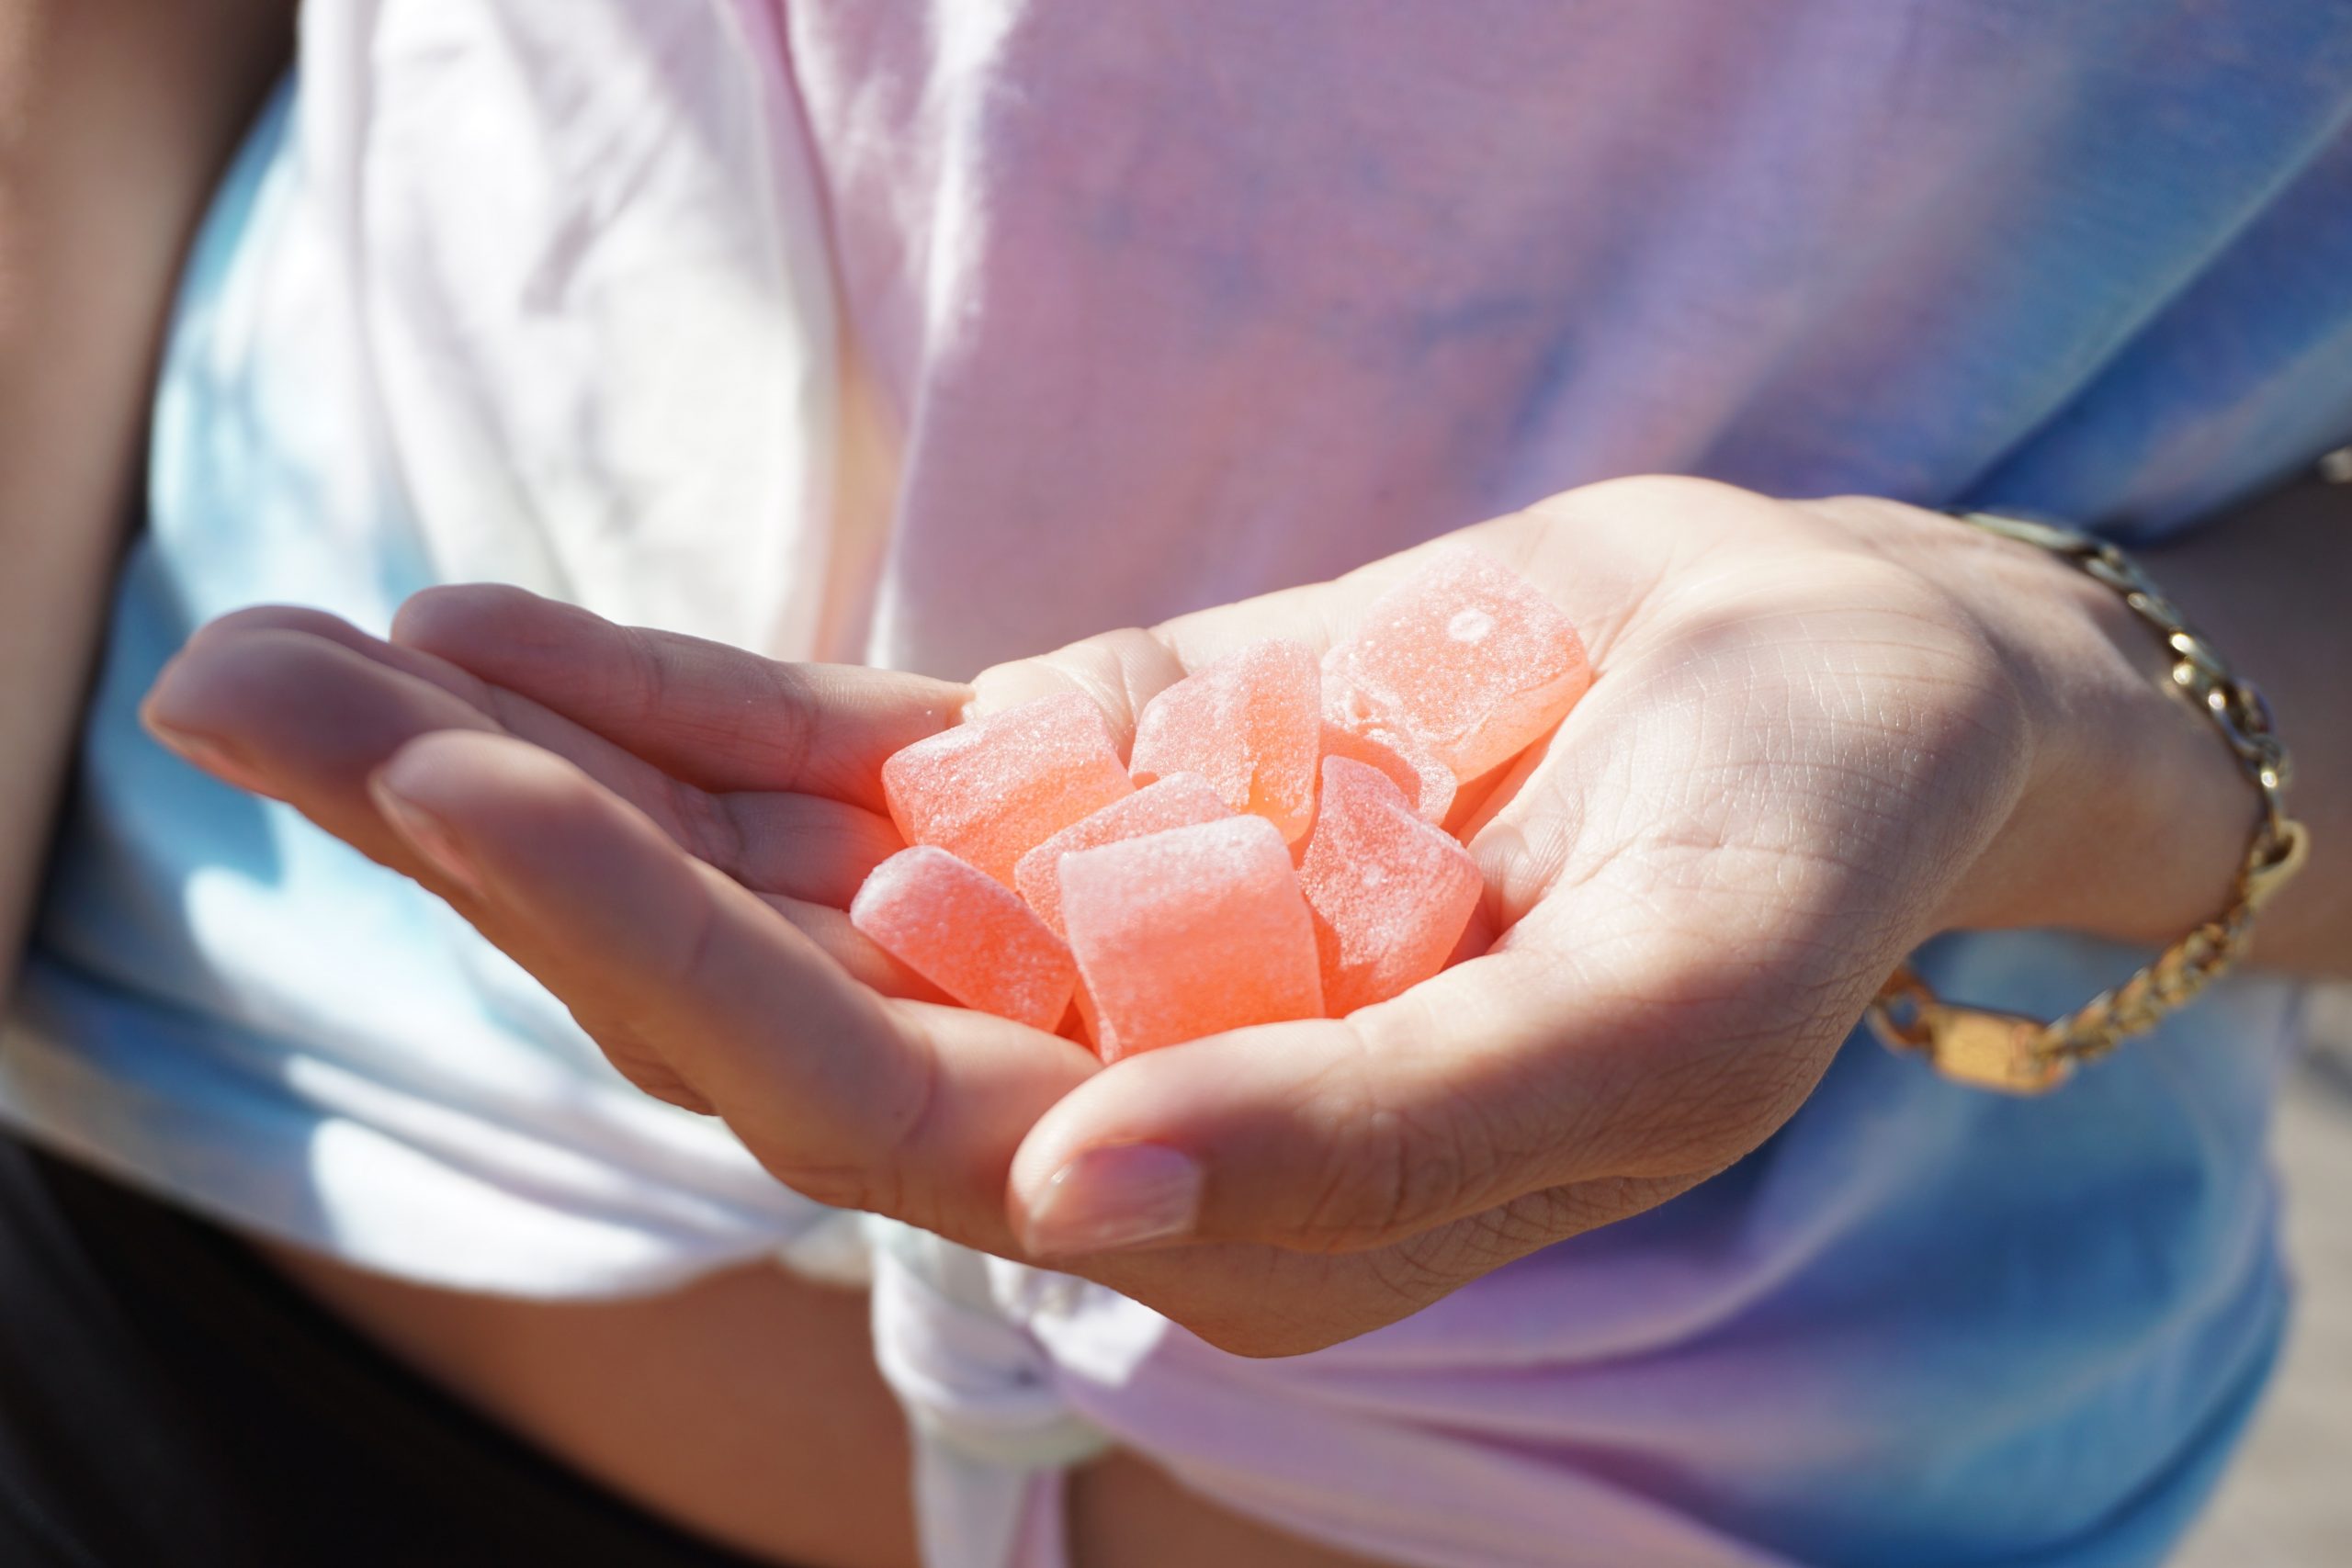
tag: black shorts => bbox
[0,1130,783,1567]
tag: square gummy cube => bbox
[1323,546,1591,783]
[851,846,1078,1032]
[1317,701,1455,826]
[1297,757,1484,1015]
[880,692,1135,886]
[1013,772,1232,935]
[1058,815,1324,1061]
[1129,638,1320,843]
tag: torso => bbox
[17,6,2352,1564]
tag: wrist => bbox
[1826,500,2254,946]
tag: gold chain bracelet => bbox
[1863,510,2311,1094]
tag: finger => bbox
[965,627,1186,748]
[391,584,967,808]
[153,624,944,1131]
[371,731,1096,1244]
[176,607,763,822]
[960,568,1399,742]
[145,616,898,906]
[1004,919,1852,1259]
[1086,539,1987,1258]
[139,627,696,1106]
[168,608,713,831]
[960,510,1626,751]
[769,893,951,1002]
[957,527,1453,739]
[1139,506,1653,676]
[145,625,503,872]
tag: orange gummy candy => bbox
[1297,757,1484,1016]
[1129,639,1320,843]
[1317,701,1455,826]
[880,692,1134,886]
[1324,546,1591,783]
[850,846,1077,1032]
[1013,772,1232,935]
[1058,816,1325,1061]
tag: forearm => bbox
[2144,472,2352,974]
[0,0,291,1001]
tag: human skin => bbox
[145,473,2352,1366]
[10,9,2351,1562]
[0,0,295,1008]
[0,8,1443,1558]
[0,7,1001,1564]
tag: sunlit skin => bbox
[142,476,2350,1364]
[14,7,2352,1564]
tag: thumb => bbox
[965,626,1188,750]
[1004,949,1625,1258]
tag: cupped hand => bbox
[141,477,2239,1355]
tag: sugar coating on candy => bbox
[1058,816,1325,1061]
[881,693,1135,886]
[1129,639,1320,843]
[1298,757,1484,1016]
[851,847,1077,1032]
[1317,696,1456,826]
[1013,772,1232,935]
[1324,546,1591,783]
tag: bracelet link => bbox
[1865,510,2311,1095]
[2244,818,2311,911]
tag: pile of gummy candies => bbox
[849,547,1593,1062]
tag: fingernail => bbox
[1019,1144,1203,1258]
[369,775,485,900]
[146,724,281,799]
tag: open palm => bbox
[145,477,2061,1354]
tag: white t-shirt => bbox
[9,4,2346,1564]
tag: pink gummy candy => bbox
[850,846,1078,1032]
[1058,816,1325,1061]
[1317,699,1455,826]
[1129,639,1320,843]
[1324,546,1591,783]
[1297,757,1484,1015]
[1013,772,1232,935]
[881,692,1135,886]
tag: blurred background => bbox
[2179,987,2352,1565]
